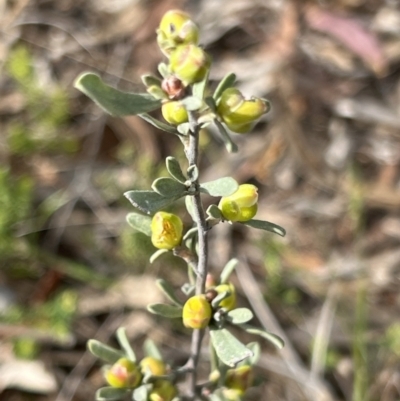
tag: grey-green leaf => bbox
[192,69,209,101]
[213,72,237,102]
[151,177,187,198]
[200,177,238,197]
[185,196,196,222]
[87,340,123,364]
[158,62,169,78]
[187,165,199,182]
[96,387,128,401]
[156,279,183,307]
[177,122,190,135]
[181,283,195,296]
[181,96,203,111]
[220,258,238,284]
[147,303,183,318]
[214,119,238,153]
[139,113,177,135]
[141,74,162,88]
[243,326,285,349]
[126,213,152,236]
[149,249,168,264]
[124,190,179,215]
[241,219,286,237]
[245,342,261,365]
[166,157,186,183]
[227,308,253,325]
[132,385,148,401]
[143,339,163,360]
[74,73,161,116]
[116,327,136,362]
[206,204,223,220]
[210,328,253,367]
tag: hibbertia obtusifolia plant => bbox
[74,9,287,401]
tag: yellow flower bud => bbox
[161,101,188,125]
[225,365,253,396]
[218,184,258,222]
[157,10,199,55]
[140,357,167,377]
[169,45,211,85]
[215,282,236,311]
[217,88,270,134]
[182,295,212,329]
[105,358,142,389]
[151,212,183,250]
[149,380,177,401]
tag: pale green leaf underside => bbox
[87,340,123,364]
[227,308,254,325]
[156,279,183,307]
[166,156,186,183]
[139,113,177,134]
[243,326,285,349]
[147,303,183,318]
[200,177,238,197]
[214,119,238,153]
[116,327,136,362]
[210,328,253,367]
[124,190,181,215]
[220,258,238,284]
[74,72,161,116]
[126,212,152,236]
[143,339,163,360]
[151,177,187,198]
[213,72,237,101]
[241,219,286,237]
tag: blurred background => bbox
[1,0,400,400]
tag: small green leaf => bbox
[96,387,128,401]
[183,227,198,241]
[181,283,195,296]
[156,279,183,307]
[87,340,123,363]
[193,69,209,101]
[74,73,161,116]
[158,62,168,78]
[242,326,285,349]
[143,339,163,360]
[227,308,253,325]
[241,219,286,237]
[187,165,199,182]
[206,205,223,220]
[211,291,230,309]
[124,190,180,215]
[126,213,152,236]
[166,157,186,183]
[181,96,203,111]
[116,327,136,362]
[132,385,148,401]
[147,303,183,318]
[178,122,190,135]
[210,328,253,367]
[213,72,237,101]
[185,196,196,221]
[151,177,187,198]
[214,119,238,153]
[149,249,169,264]
[139,113,177,135]
[200,177,238,197]
[220,258,239,284]
[141,74,162,87]
[245,342,261,365]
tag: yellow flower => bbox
[140,357,167,376]
[151,212,183,250]
[217,88,270,133]
[169,45,211,85]
[218,184,258,222]
[182,295,212,329]
[225,365,253,397]
[161,100,188,125]
[215,282,236,311]
[157,10,199,56]
[105,358,142,388]
[149,380,177,401]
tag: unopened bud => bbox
[140,357,167,377]
[225,365,253,396]
[205,273,217,289]
[151,212,183,250]
[149,379,177,401]
[182,295,212,329]
[218,184,258,222]
[217,88,270,134]
[105,358,142,389]
[169,45,211,85]
[161,101,188,125]
[215,282,236,311]
[161,75,186,100]
[157,10,199,56]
